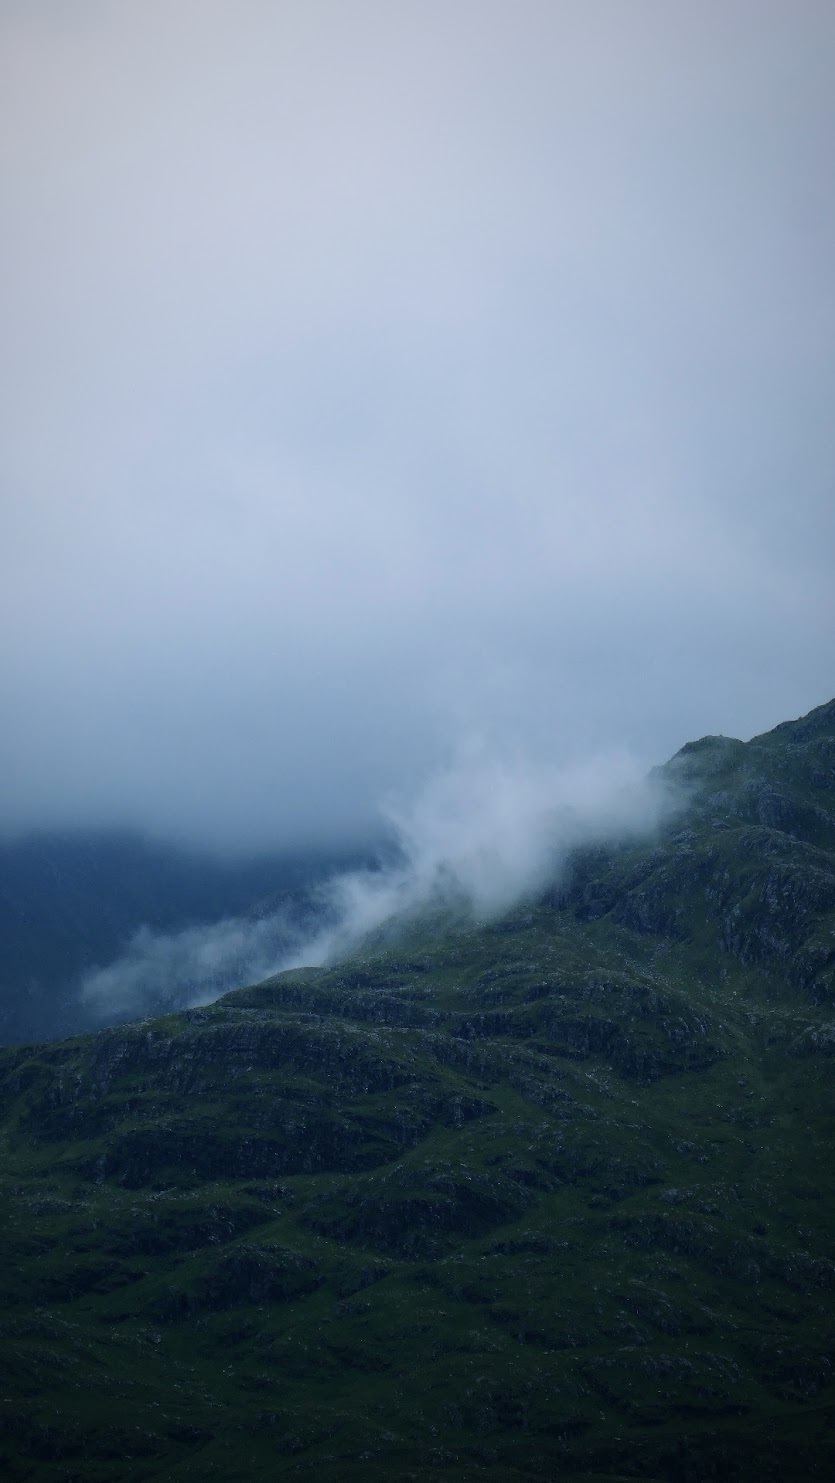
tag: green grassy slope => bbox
[0,701,834,1481]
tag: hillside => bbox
[0,700,834,1481]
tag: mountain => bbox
[0,700,834,1481]
[0,830,369,1043]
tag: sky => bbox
[1,0,834,853]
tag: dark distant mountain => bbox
[0,700,834,1480]
[0,830,369,1043]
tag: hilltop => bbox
[0,700,834,1480]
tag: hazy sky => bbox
[2,0,833,851]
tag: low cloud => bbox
[81,909,306,1022]
[81,747,674,1021]
[2,4,834,853]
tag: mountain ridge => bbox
[0,698,834,1480]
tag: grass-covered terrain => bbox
[1,700,834,1480]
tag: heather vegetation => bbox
[1,701,834,1480]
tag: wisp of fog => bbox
[81,748,674,1022]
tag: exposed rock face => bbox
[0,699,834,1479]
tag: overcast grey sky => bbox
[1,0,833,851]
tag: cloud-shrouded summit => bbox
[1,2,834,852]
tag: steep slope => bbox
[558,696,835,1004]
[0,701,834,1481]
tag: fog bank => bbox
[2,2,833,851]
[82,747,673,1020]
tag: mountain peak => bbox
[755,695,835,745]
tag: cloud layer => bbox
[2,2,834,849]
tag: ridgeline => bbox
[1,700,834,1480]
